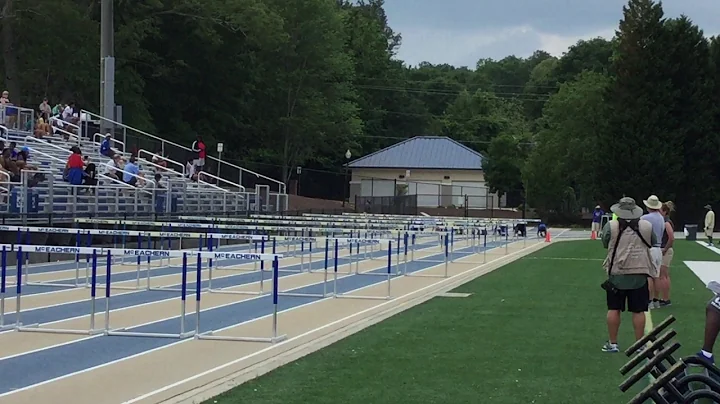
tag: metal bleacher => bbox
[0,106,288,221]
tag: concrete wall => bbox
[348,168,505,208]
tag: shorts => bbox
[591,222,601,232]
[711,295,720,312]
[661,248,674,268]
[649,247,662,278]
[194,158,205,167]
[607,282,649,313]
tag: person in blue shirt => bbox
[123,156,140,186]
[537,222,547,238]
[100,134,115,158]
[592,205,604,235]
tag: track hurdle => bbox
[108,251,197,339]
[197,255,288,343]
[335,240,393,301]
[15,246,105,336]
[281,238,331,298]
[0,247,17,331]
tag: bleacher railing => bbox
[0,105,34,135]
[80,109,286,198]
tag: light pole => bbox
[343,149,351,207]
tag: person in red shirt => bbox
[191,136,206,172]
[65,146,84,185]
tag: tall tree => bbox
[597,0,682,204]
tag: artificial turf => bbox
[207,239,718,404]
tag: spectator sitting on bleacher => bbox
[82,155,97,191]
[39,98,51,121]
[62,102,79,125]
[122,156,140,186]
[34,115,51,139]
[15,147,37,171]
[64,146,84,185]
[100,134,115,158]
[151,151,168,171]
[0,148,20,182]
[103,154,123,182]
[7,142,17,160]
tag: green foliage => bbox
[1,0,718,222]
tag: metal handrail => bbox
[93,132,126,154]
[138,158,184,179]
[196,178,228,193]
[137,149,185,176]
[196,170,244,192]
[49,116,80,133]
[81,109,286,193]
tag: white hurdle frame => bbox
[196,256,288,343]
[334,239,393,301]
[14,246,106,336]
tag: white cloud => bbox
[536,28,616,56]
[396,25,617,68]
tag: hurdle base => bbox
[208,288,268,296]
[278,292,326,298]
[85,283,144,291]
[355,272,401,277]
[404,273,448,278]
[17,323,105,336]
[335,294,391,301]
[0,323,18,331]
[107,329,196,339]
[27,281,81,289]
[197,331,288,344]
[148,286,184,293]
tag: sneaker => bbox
[659,300,672,308]
[602,342,620,353]
[649,301,659,310]
[697,351,715,365]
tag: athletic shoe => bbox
[697,351,715,365]
[648,301,659,310]
[659,300,672,308]
[602,342,619,353]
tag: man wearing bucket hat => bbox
[705,204,715,246]
[600,197,658,353]
[641,195,666,309]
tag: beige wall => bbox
[348,167,505,209]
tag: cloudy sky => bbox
[383,0,720,67]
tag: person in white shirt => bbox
[62,102,79,125]
[706,204,716,246]
[185,158,196,180]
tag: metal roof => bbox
[347,136,483,170]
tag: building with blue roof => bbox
[347,136,504,208]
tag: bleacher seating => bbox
[0,116,266,217]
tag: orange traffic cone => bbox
[591,231,597,240]
[545,230,551,243]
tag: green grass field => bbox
[208,239,719,404]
